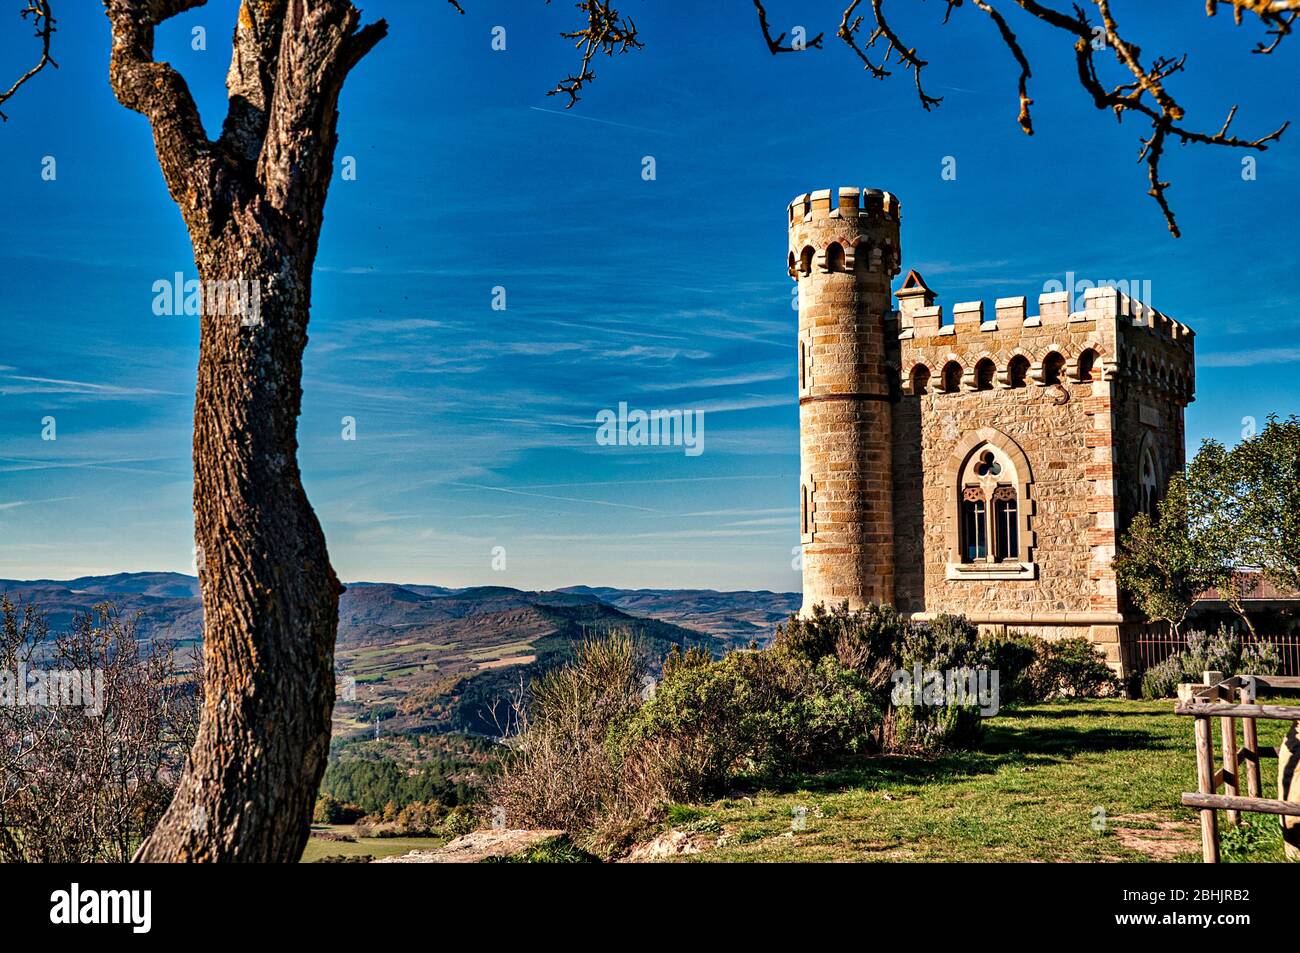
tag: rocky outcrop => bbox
[625,830,713,862]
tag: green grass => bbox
[299,826,447,863]
[659,698,1293,863]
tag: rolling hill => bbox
[0,573,799,740]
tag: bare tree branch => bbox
[546,0,642,108]
[103,0,216,227]
[970,0,1034,135]
[0,0,56,122]
[839,0,943,110]
[219,0,289,163]
[753,0,824,54]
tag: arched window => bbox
[910,364,930,396]
[941,361,963,393]
[1076,348,1097,382]
[1140,447,1159,518]
[1007,354,1029,388]
[959,447,1021,565]
[825,242,845,272]
[799,246,815,276]
[787,251,797,276]
[975,358,996,391]
[800,483,810,536]
[1043,351,1066,385]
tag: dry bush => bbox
[489,634,664,854]
[0,597,200,862]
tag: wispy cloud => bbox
[0,374,178,398]
[1200,348,1300,368]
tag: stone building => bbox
[789,186,1195,674]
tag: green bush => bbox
[442,805,478,838]
[614,645,881,796]
[313,794,366,825]
[1140,655,1186,700]
[1139,627,1283,699]
[1035,637,1119,698]
[978,631,1048,705]
[889,614,987,751]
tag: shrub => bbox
[1035,637,1119,698]
[890,614,986,751]
[489,634,656,853]
[774,601,902,685]
[441,805,478,838]
[978,631,1048,705]
[313,795,366,825]
[1139,626,1283,699]
[616,646,880,795]
[1140,655,1186,701]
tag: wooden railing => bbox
[1174,672,1300,863]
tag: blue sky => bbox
[1,1,1297,591]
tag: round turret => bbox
[790,187,902,613]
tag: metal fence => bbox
[1130,630,1300,676]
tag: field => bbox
[660,698,1293,863]
[300,825,447,863]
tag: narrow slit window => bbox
[961,489,987,562]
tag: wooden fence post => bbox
[1239,681,1262,799]
[1217,686,1240,826]
[1194,714,1219,863]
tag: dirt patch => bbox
[1110,812,1200,860]
[477,654,537,670]
[375,828,565,863]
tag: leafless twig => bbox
[0,0,56,122]
[547,0,643,108]
[753,0,824,53]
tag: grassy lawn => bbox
[668,698,1293,863]
[299,825,447,863]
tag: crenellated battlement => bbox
[897,285,1192,352]
[894,277,1196,405]
[788,187,902,228]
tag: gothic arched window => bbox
[959,448,1020,565]
[945,431,1035,580]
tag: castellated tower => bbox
[789,187,902,615]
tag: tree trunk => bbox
[104,0,386,862]
[135,244,340,862]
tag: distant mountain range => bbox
[0,573,800,739]
[0,573,799,646]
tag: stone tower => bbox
[788,187,902,615]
